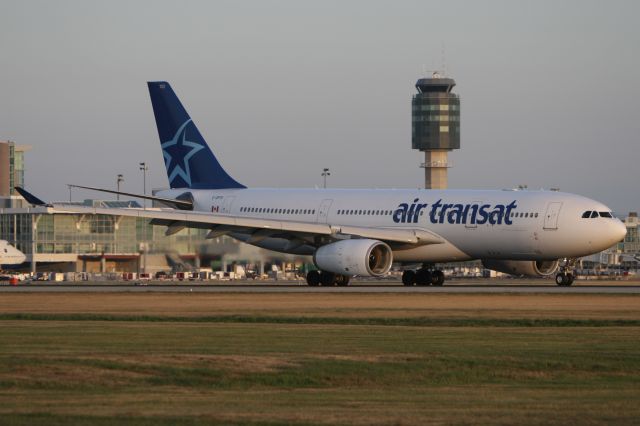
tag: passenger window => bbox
[590,211,598,218]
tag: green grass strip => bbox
[0,313,638,327]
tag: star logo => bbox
[161,119,205,187]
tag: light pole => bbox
[116,174,124,201]
[321,168,330,189]
[139,162,148,208]
[139,162,149,275]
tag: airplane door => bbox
[543,202,562,230]
[222,196,236,214]
[316,199,333,223]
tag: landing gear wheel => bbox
[565,273,574,286]
[306,270,320,286]
[432,270,445,286]
[402,270,416,286]
[416,269,433,286]
[336,275,350,286]
[320,271,337,286]
[555,273,567,286]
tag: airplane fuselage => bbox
[0,240,27,266]
[156,187,625,263]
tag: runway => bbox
[2,280,639,294]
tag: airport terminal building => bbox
[0,201,302,274]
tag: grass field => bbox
[0,293,639,425]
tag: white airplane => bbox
[0,240,26,266]
[16,82,627,287]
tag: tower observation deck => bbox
[411,73,460,189]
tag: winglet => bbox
[14,187,50,207]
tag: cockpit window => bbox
[582,210,613,219]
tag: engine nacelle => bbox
[481,259,559,277]
[313,239,393,277]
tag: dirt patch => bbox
[0,293,638,320]
[5,362,150,387]
[83,353,296,373]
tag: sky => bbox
[1,0,638,213]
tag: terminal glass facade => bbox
[0,211,207,256]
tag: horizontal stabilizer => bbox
[67,184,193,210]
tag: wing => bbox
[47,205,444,248]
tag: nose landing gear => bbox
[402,265,445,286]
[555,258,577,286]
[555,272,574,286]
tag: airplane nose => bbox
[613,220,627,242]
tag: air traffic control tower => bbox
[412,73,460,189]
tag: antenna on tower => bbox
[441,41,447,77]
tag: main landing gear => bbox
[306,270,351,286]
[402,265,445,286]
[555,258,577,286]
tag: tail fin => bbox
[147,81,245,190]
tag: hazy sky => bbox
[1,0,638,213]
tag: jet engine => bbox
[481,259,559,277]
[313,239,393,277]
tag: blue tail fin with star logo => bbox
[147,81,245,190]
